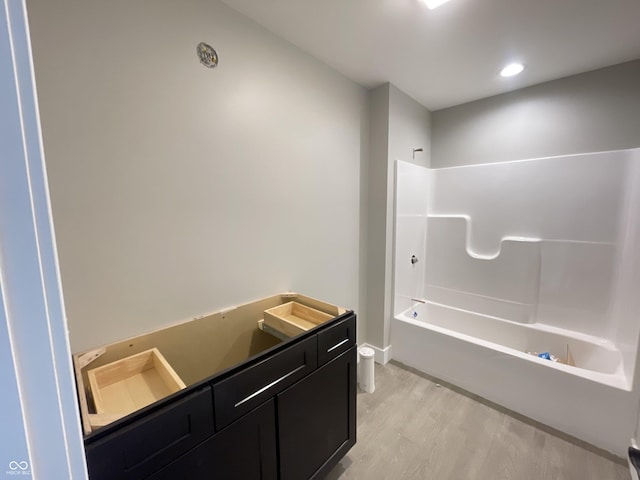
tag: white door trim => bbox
[0,1,87,478]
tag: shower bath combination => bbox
[392,148,640,457]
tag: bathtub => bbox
[392,301,636,457]
[400,301,626,388]
[392,151,640,457]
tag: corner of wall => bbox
[362,82,432,358]
[359,342,393,365]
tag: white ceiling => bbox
[220,0,640,111]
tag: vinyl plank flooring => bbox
[326,362,629,480]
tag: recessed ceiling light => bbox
[500,63,525,77]
[424,0,452,10]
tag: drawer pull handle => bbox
[327,338,350,353]
[234,364,307,408]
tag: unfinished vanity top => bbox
[73,292,346,435]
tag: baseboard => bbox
[359,343,392,365]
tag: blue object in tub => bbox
[413,310,418,318]
[538,352,551,360]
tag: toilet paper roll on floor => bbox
[358,347,375,393]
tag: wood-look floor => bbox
[327,362,628,480]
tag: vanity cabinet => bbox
[148,399,278,480]
[85,387,216,480]
[75,293,357,480]
[278,345,357,480]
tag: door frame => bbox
[0,1,87,478]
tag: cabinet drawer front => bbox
[213,335,317,430]
[317,313,356,366]
[85,387,214,480]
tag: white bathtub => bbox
[401,302,626,387]
[392,301,636,457]
[392,152,640,457]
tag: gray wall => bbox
[432,60,640,167]
[365,83,431,351]
[364,85,390,349]
[389,85,431,169]
[27,0,368,351]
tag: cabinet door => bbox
[213,335,317,430]
[85,387,214,480]
[277,346,356,480]
[148,399,277,480]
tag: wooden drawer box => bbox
[75,293,355,480]
[87,348,186,426]
[263,301,334,337]
[75,292,346,435]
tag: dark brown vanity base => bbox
[74,294,357,479]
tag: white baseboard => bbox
[359,343,392,365]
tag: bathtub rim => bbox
[396,302,630,391]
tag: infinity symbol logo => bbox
[8,461,29,471]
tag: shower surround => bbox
[392,148,640,456]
